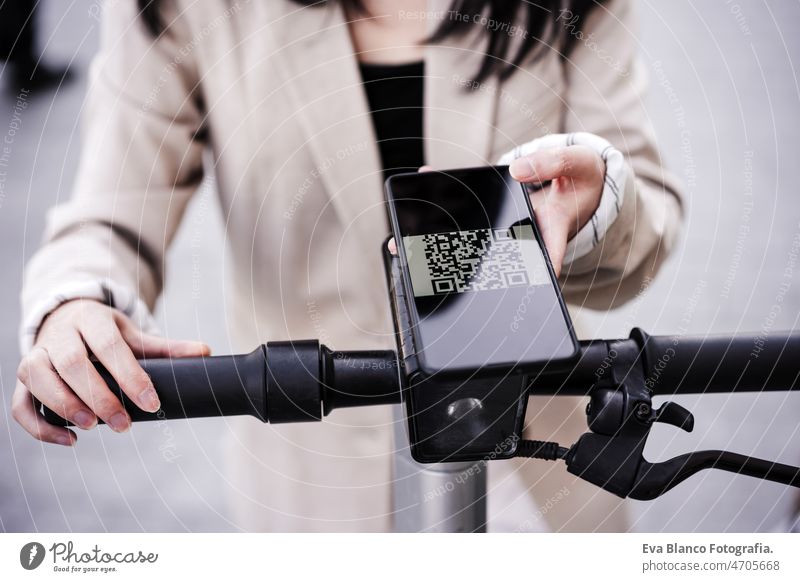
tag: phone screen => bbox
[386,166,578,375]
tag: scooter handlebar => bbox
[41,329,800,427]
[41,341,401,427]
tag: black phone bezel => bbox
[384,165,580,379]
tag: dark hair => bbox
[137,0,604,83]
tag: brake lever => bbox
[628,450,800,500]
[563,403,800,500]
[555,338,800,500]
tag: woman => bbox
[13,0,682,532]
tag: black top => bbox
[359,60,425,180]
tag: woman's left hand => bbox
[508,145,605,277]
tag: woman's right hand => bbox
[12,298,210,446]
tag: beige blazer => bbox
[21,0,682,531]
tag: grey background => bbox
[0,0,798,532]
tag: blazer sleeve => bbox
[557,0,684,309]
[19,0,205,351]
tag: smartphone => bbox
[385,165,579,378]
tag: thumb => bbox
[133,334,212,358]
[533,206,569,278]
[115,315,211,358]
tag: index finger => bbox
[78,314,160,414]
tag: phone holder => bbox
[383,241,531,463]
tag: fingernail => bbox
[510,158,533,180]
[108,412,130,433]
[138,388,160,412]
[55,434,74,446]
[73,410,96,430]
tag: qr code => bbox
[421,228,531,294]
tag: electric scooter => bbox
[41,246,800,532]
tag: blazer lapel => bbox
[262,0,500,236]
[264,1,385,239]
[423,0,500,169]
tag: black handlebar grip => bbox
[41,347,267,426]
[632,328,800,395]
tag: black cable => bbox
[516,439,570,461]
